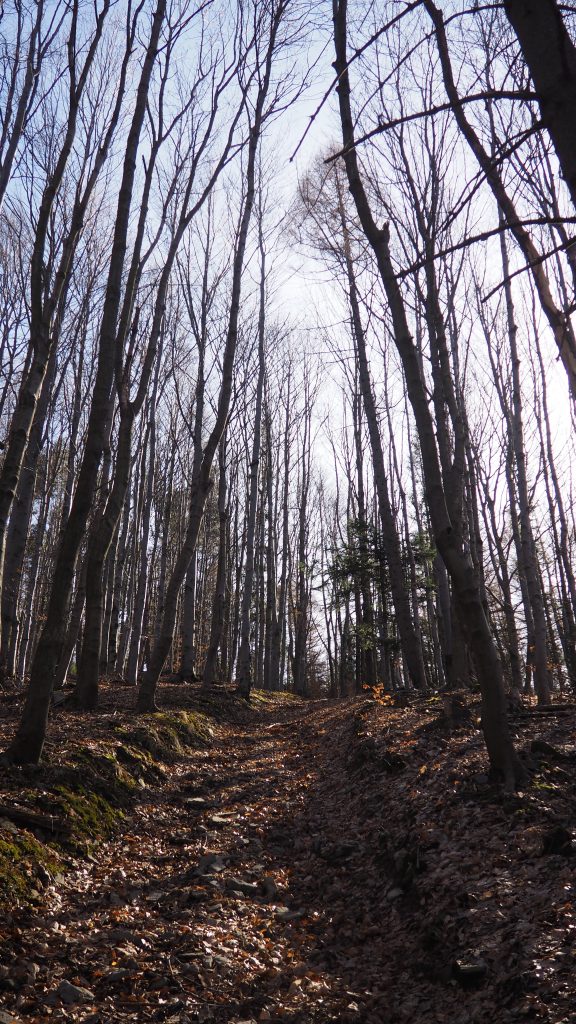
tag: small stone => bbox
[542,826,573,857]
[0,819,18,834]
[36,864,53,888]
[197,1007,215,1022]
[168,833,192,846]
[196,853,225,875]
[531,738,564,760]
[213,955,232,969]
[225,877,259,897]
[319,841,356,863]
[259,876,279,901]
[104,968,131,983]
[276,907,304,921]
[208,814,234,827]
[107,927,135,941]
[13,960,39,985]
[122,957,140,971]
[57,979,95,1005]
[184,797,210,810]
[0,1010,20,1024]
[452,960,488,986]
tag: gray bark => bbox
[137,1,285,711]
[333,0,522,787]
[6,0,168,761]
[236,233,266,697]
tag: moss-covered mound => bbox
[0,829,62,902]
[194,687,299,724]
[117,709,214,761]
[0,708,216,907]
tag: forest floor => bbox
[0,683,575,1024]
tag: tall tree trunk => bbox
[499,225,550,702]
[125,397,158,687]
[5,0,167,762]
[504,0,576,214]
[477,461,524,694]
[14,447,50,680]
[263,409,278,691]
[107,473,133,675]
[534,345,576,684]
[269,369,291,690]
[236,230,266,697]
[136,2,284,711]
[74,411,134,709]
[333,171,427,689]
[52,560,87,693]
[0,343,58,682]
[202,438,229,690]
[292,388,312,699]
[333,0,522,786]
[0,0,125,633]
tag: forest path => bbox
[2,696,393,1024]
[3,690,575,1024]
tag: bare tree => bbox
[5,0,168,762]
[332,0,523,786]
[137,0,304,711]
[503,1,576,213]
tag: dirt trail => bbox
[1,699,384,1024]
[2,691,575,1024]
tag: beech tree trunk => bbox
[333,0,523,787]
[137,0,286,711]
[504,0,576,213]
[236,228,266,698]
[202,439,229,690]
[5,0,168,762]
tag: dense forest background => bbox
[1,0,575,784]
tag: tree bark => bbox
[202,439,229,689]
[236,230,266,698]
[504,0,576,213]
[4,0,167,762]
[333,0,522,787]
[333,170,427,690]
[136,1,285,711]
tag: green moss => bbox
[250,689,299,705]
[71,746,137,799]
[114,741,166,783]
[0,830,61,902]
[195,688,299,725]
[0,709,215,909]
[117,710,214,762]
[28,744,142,851]
[533,780,557,792]
[49,784,125,842]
